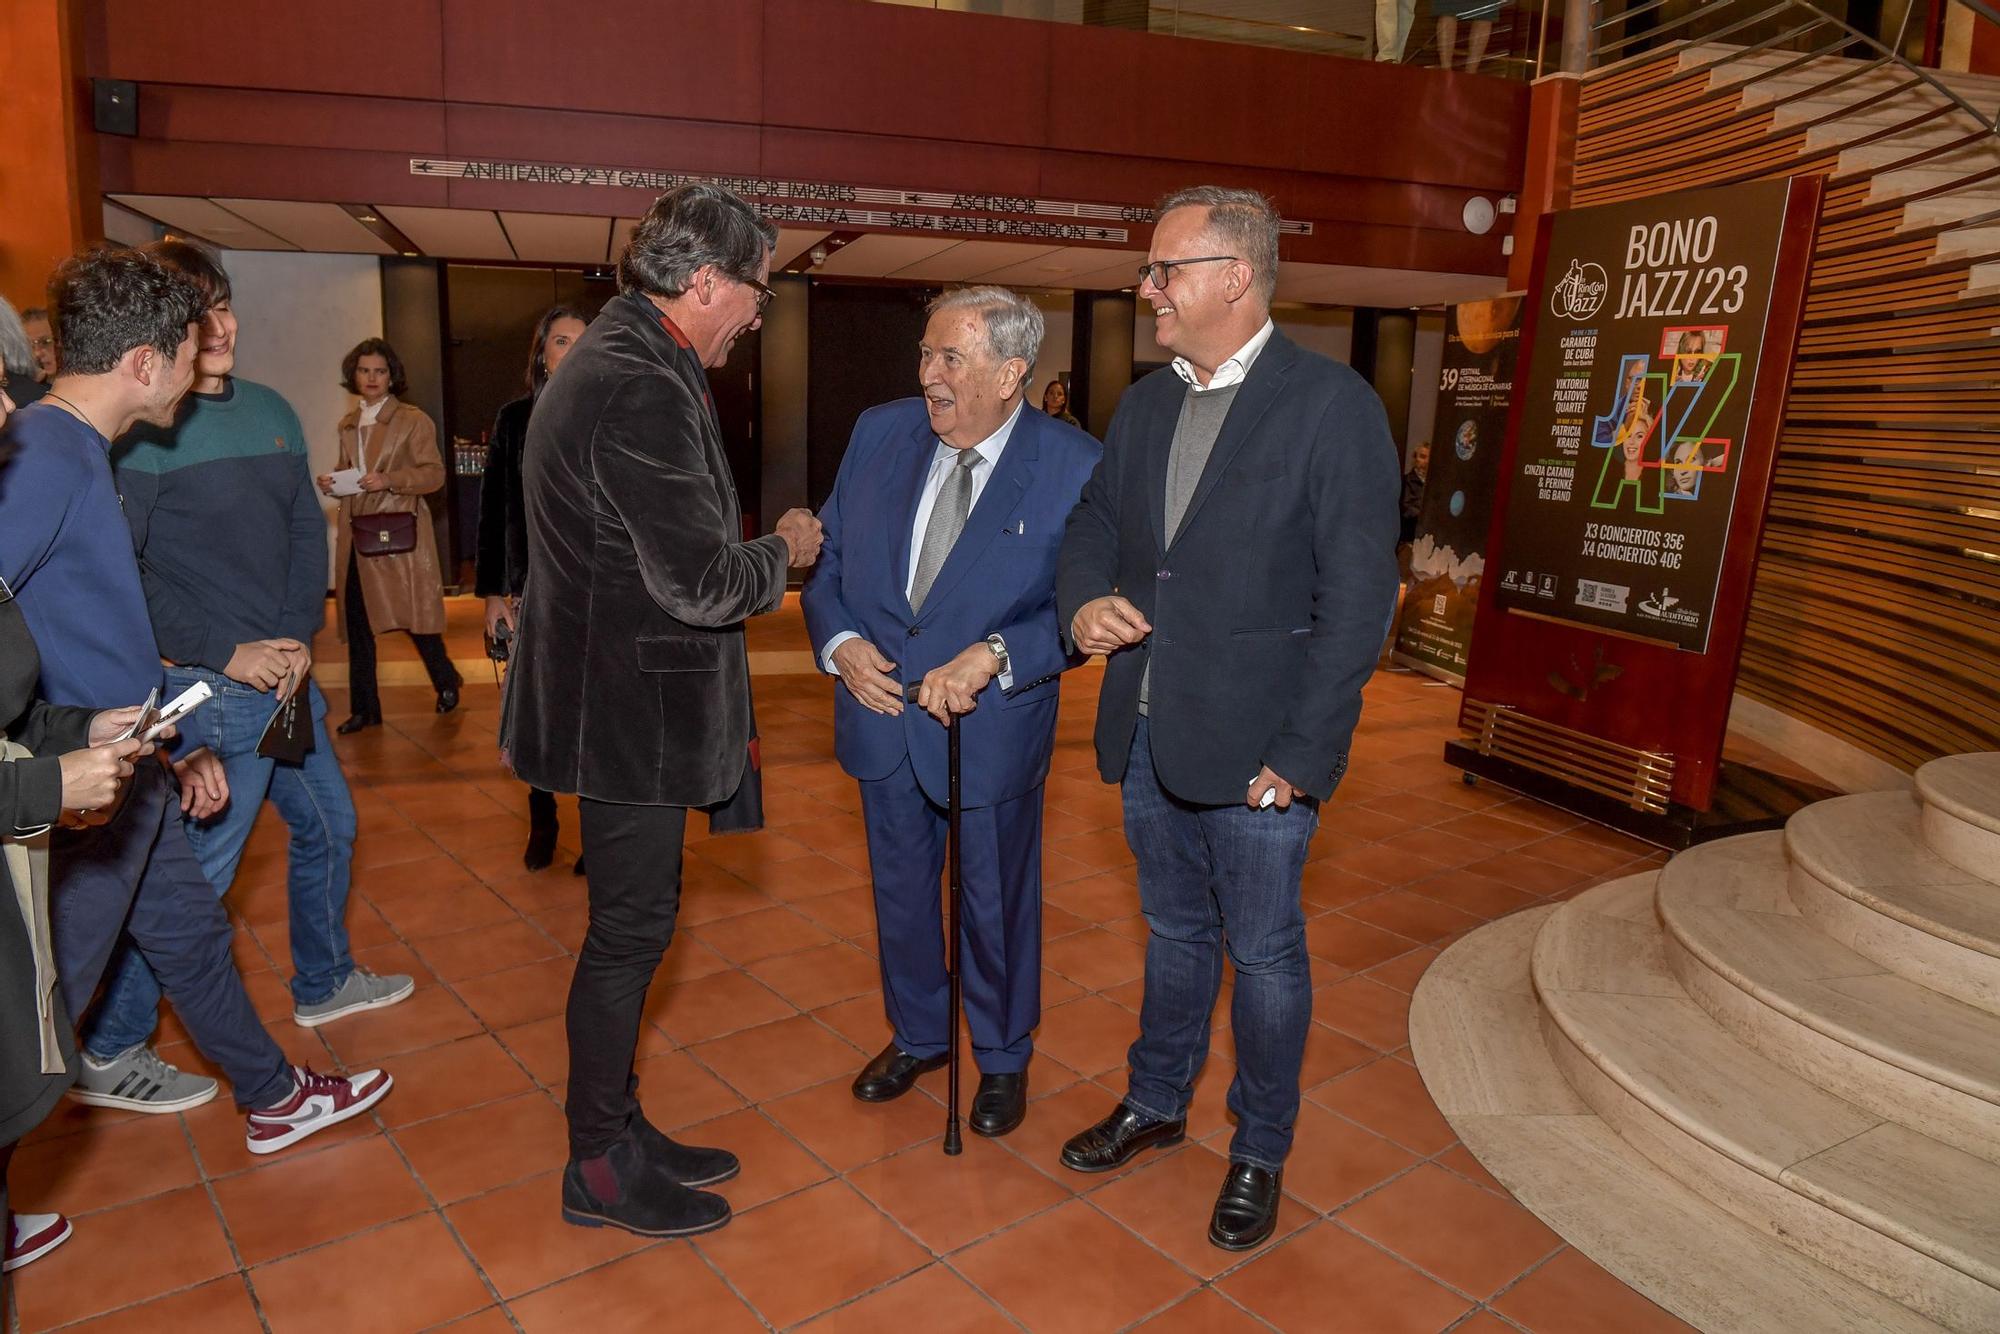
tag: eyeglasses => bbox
[744,276,776,312]
[29,336,53,351]
[1138,256,1240,290]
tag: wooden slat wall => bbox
[1572,47,2000,771]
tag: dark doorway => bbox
[708,327,763,537]
[805,282,937,508]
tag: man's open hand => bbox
[830,638,902,716]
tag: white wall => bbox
[218,250,383,580]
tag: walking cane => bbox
[909,682,966,1156]
[943,706,965,1157]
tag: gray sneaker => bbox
[292,968,416,1029]
[69,1044,218,1113]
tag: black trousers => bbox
[528,786,557,829]
[343,550,459,717]
[565,798,686,1158]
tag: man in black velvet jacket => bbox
[1055,187,1401,1253]
[502,184,822,1239]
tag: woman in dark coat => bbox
[0,388,151,1281]
[477,305,587,872]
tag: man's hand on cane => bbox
[917,642,1000,725]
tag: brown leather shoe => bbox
[1059,1102,1186,1173]
[851,1041,947,1103]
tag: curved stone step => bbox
[1785,792,2000,1015]
[1917,754,2000,882]
[1410,907,1947,1333]
[1656,832,2000,1164]
[1535,879,2000,1328]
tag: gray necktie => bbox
[909,447,981,611]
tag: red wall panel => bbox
[95,0,445,99]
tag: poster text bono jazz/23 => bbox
[1615,216,1750,322]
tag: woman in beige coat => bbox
[318,339,461,733]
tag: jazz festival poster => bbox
[1393,296,1522,684]
[1491,179,1795,653]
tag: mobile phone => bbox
[142,681,213,744]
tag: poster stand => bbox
[1448,175,1827,849]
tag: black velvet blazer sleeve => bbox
[593,375,788,628]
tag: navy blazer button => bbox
[906,626,921,638]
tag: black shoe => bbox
[1208,1161,1283,1252]
[436,686,459,714]
[852,1042,947,1103]
[969,1072,1027,1138]
[560,1122,731,1238]
[1059,1102,1187,1174]
[572,854,588,877]
[335,713,380,735]
[523,821,558,872]
[632,1112,740,1187]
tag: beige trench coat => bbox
[333,396,449,638]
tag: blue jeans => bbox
[53,763,293,1108]
[82,674,357,1061]
[1120,716,1319,1170]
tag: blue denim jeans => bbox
[54,763,293,1108]
[1120,716,1319,1170]
[82,673,357,1061]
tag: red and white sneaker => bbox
[245,1064,393,1156]
[4,1212,72,1272]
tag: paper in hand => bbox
[328,468,365,497]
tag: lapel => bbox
[1141,381,1182,558]
[914,405,1038,624]
[1165,332,1298,554]
[887,413,937,616]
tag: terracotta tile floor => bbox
[8,597,1695,1333]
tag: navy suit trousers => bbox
[860,757,1042,1073]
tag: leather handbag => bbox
[353,511,416,557]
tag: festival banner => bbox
[1492,180,1795,653]
[1394,296,1522,684]
[1454,176,1822,822]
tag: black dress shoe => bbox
[436,686,459,714]
[969,1072,1027,1138]
[1208,1161,1283,1251]
[561,1121,731,1238]
[852,1041,947,1103]
[335,713,380,735]
[523,821,558,871]
[1059,1102,1187,1173]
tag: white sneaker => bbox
[68,1044,218,1113]
[4,1212,72,1272]
[245,1064,393,1155]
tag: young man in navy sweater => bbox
[74,243,413,1109]
[0,248,391,1151]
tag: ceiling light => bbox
[357,214,378,223]
[402,251,418,257]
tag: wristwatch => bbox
[984,634,1010,676]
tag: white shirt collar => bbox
[1173,319,1276,393]
[357,397,388,427]
[934,398,1024,469]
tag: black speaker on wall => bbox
[92,79,138,136]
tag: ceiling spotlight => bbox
[402,251,418,257]
[357,214,378,223]
[809,244,829,267]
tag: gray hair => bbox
[926,285,1043,382]
[617,183,778,299]
[1156,185,1280,303]
[0,298,31,378]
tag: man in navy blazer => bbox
[803,286,1099,1138]
[1057,188,1401,1251]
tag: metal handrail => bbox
[1586,0,2000,134]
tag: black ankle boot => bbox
[523,821,558,871]
[561,1122,731,1238]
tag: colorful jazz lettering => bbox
[1588,351,1740,514]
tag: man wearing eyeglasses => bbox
[1056,186,1401,1252]
[20,309,56,384]
[503,182,822,1240]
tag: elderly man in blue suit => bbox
[803,286,1099,1138]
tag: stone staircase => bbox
[1410,754,2000,1331]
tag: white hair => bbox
[926,285,1043,382]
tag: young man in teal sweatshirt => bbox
[77,241,412,1111]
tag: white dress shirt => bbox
[1172,318,1276,393]
[821,400,1025,686]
